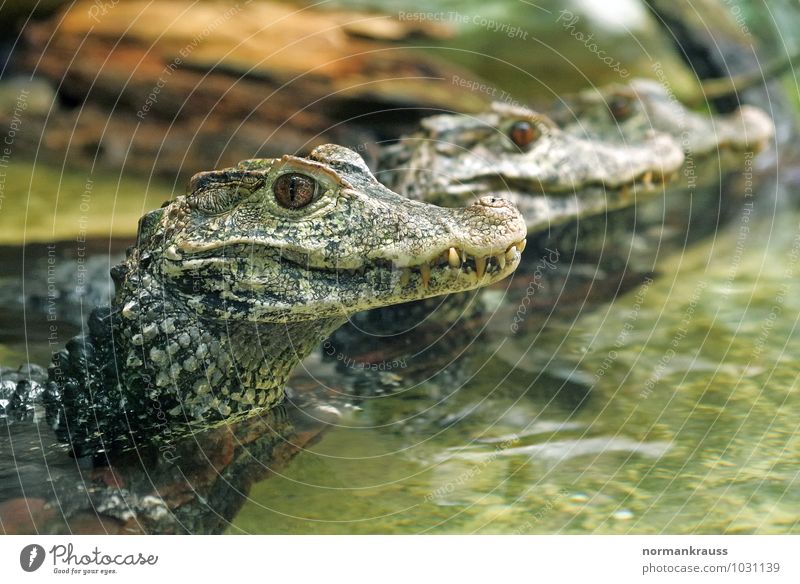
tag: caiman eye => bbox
[608,95,633,120]
[274,173,317,209]
[509,120,539,148]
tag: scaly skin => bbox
[550,78,774,161]
[378,102,686,234]
[7,92,774,328]
[35,144,525,452]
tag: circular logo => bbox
[20,544,46,572]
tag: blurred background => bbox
[1,0,797,242]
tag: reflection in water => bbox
[0,387,338,534]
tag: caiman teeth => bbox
[420,263,431,288]
[496,253,506,270]
[613,169,672,196]
[164,246,183,260]
[505,247,517,262]
[474,256,487,280]
[448,247,461,268]
[388,239,525,289]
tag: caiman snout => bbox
[432,194,528,261]
[463,195,527,245]
[476,195,514,209]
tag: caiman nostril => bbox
[476,195,512,208]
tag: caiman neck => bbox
[45,264,345,451]
[112,271,345,428]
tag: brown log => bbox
[15,0,488,179]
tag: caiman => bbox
[549,78,774,183]
[330,88,774,379]
[380,93,773,232]
[540,78,775,259]
[0,144,526,453]
[370,87,774,303]
[7,81,775,326]
[378,102,686,235]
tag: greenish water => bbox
[228,203,800,534]
[0,160,171,244]
[1,172,797,534]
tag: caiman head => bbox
[49,144,525,450]
[551,78,775,158]
[130,143,526,323]
[378,103,685,234]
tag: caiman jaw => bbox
[492,167,676,196]
[270,223,527,312]
[392,238,526,290]
[282,238,527,286]
[618,168,676,195]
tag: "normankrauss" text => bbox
[643,547,728,556]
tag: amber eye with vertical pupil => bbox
[274,173,317,209]
[608,95,633,120]
[509,121,539,148]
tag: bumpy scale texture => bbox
[38,144,525,453]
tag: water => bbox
[4,175,796,534]
[216,229,781,533]
[223,201,799,534]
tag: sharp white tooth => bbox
[505,246,516,262]
[400,269,411,286]
[461,249,467,264]
[420,263,431,288]
[497,253,506,270]
[475,256,486,279]
[448,247,461,268]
